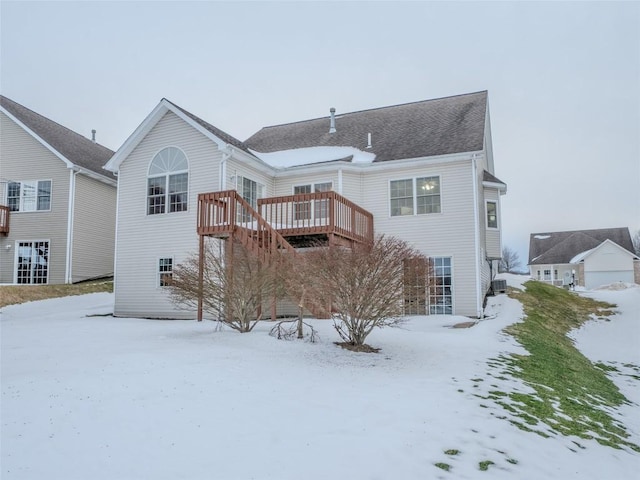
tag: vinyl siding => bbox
[225,158,275,196]
[0,111,70,284]
[584,243,635,272]
[113,111,222,318]
[362,159,479,316]
[71,174,116,282]
[273,170,341,196]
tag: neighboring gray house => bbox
[528,227,639,289]
[0,96,116,284]
[105,91,506,319]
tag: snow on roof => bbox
[250,146,376,169]
[570,248,595,264]
[534,235,551,240]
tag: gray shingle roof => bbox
[1,95,115,180]
[483,170,506,186]
[244,91,488,162]
[528,227,635,265]
[164,99,253,156]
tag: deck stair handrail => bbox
[257,191,374,245]
[198,190,296,264]
[197,190,329,319]
[0,205,9,235]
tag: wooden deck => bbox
[197,189,374,248]
[0,206,9,236]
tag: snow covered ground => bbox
[1,275,639,480]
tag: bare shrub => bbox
[168,238,280,333]
[305,235,427,348]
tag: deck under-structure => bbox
[195,190,374,320]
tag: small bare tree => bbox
[168,238,279,333]
[269,249,323,342]
[305,235,427,350]
[632,229,640,257]
[499,245,522,273]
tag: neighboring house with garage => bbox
[527,227,639,289]
[0,95,116,284]
[105,90,506,320]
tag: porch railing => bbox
[0,205,9,235]
[257,191,374,245]
[197,190,296,261]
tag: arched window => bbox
[147,147,189,215]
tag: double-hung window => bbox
[7,180,51,212]
[390,176,440,216]
[147,147,189,215]
[293,182,332,221]
[158,258,173,287]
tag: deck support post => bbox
[197,234,204,321]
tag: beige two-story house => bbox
[105,91,506,319]
[0,96,116,284]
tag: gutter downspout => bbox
[65,168,79,283]
[471,154,482,318]
[220,150,230,190]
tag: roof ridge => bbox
[258,90,488,131]
[1,95,110,149]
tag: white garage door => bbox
[585,270,634,289]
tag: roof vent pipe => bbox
[329,107,336,134]
[366,132,372,148]
[91,129,96,143]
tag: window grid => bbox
[159,258,173,287]
[147,147,188,216]
[390,177,441,216]
[16,241,49,284]
[429,257,452,314]
[416,177,441,214]
[7,180,51,212]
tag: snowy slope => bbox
[1,277,638,480]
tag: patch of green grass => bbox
[444,449,460,455]
[434,462,451,471]
[478,460,494,471]
[0,279,113,308]
[506,458,518,465]
[495,281,639,452]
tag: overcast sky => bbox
[1,1,638,265]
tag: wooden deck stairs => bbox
[196,189,374,321]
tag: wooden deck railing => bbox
[257,191,374,245]
[0,205,9,235]
[197,190,296,262]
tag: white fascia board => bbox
[226,145,276,176]
[273,150,482,178]
[104,99,268,175]
[577,239,639,262]
[104,101,171,172]
[482,180,507,194]
[74,166,117,187]
[0,106,74,169]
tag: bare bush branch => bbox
[499,245,522,273]
[302,235,427,348]
[168,238,280,333]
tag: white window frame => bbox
[147,147,189,216]
[389,175,442,217]
[157,257,174,288]
[14,239,50,284]
[485,200,498,229]
[429,256,454,315]
[6,180,52,213]
[292,181,333,221]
